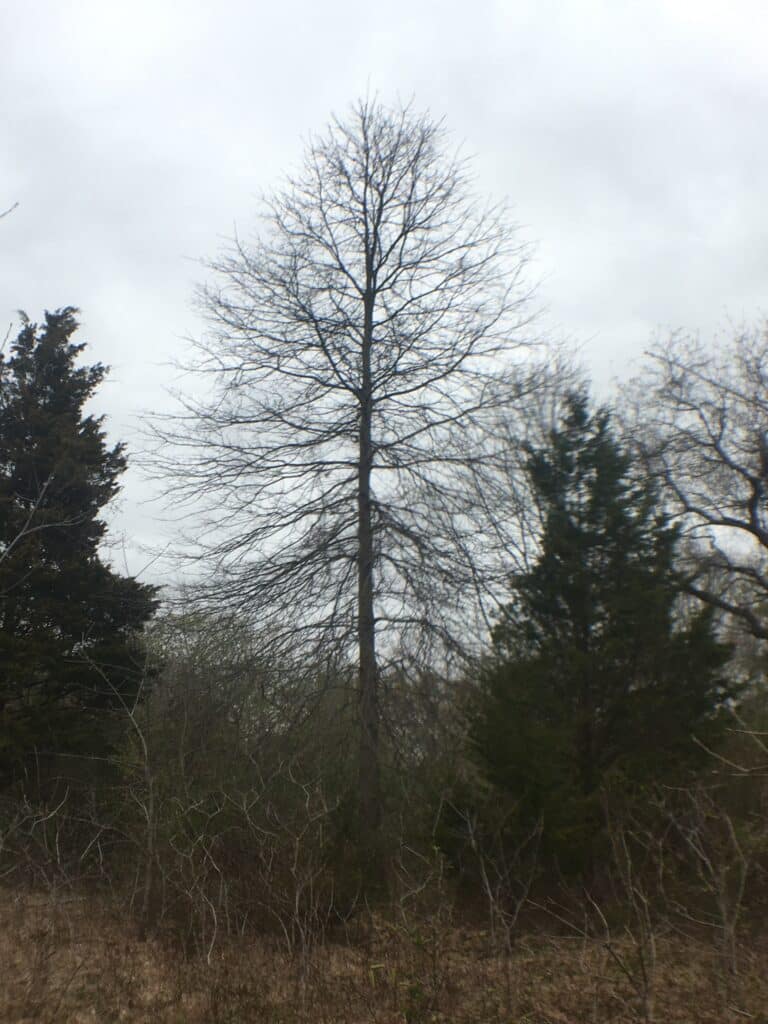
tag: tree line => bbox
[1,101,766,992]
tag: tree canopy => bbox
[626,324,768,640]
[472,391,734,867]
[0,308,158,782]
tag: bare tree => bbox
[626,323,768,639]
[455,798,542,1006]
[661,783,758,984]
[152,99,534,842]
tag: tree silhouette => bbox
[153,99,534,842]
[0,309,158,782]
[473,392,733,869]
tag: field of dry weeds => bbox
[3,887,768,1024]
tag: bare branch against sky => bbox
[150,99,536,837]
[626,323,768,639]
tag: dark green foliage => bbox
[0,308,157,781]
[471,391,734,869]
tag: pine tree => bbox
[471,391,733,867]
[0,308,157,782]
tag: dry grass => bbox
[2,888,768,1023]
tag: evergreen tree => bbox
[0,308,157,781]
[471,391,733,867]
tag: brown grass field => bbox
[2,888,768,1023]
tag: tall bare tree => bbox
[626,323,768,639]
[153,99,533,840]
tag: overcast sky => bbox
[3,0,767,579]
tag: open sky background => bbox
[2,0,767,580]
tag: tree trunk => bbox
[580,669,597,881]
[357,287,381,844]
